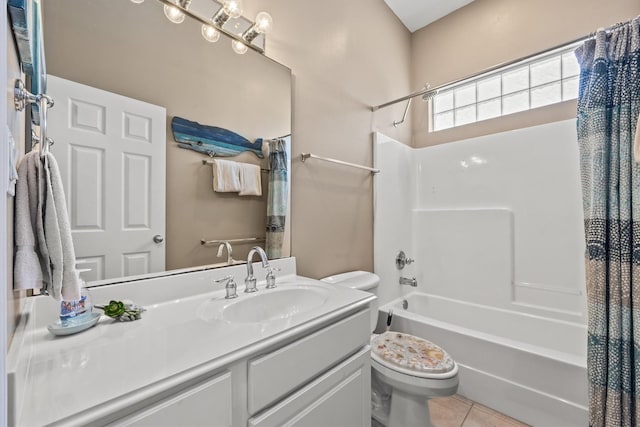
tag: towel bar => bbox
[201,159,269,173]
[300,152,380,174]
[201,237,266,246]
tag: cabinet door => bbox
[110,371,232,427]
[248,309,371,414]
[249,346,370,427]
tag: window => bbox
[431,45,581,132]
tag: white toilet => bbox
[321,271,459,427]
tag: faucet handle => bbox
[215,276,238,299]
[214,275,233,284]
[396,250,414,270]
[265,266,281,289]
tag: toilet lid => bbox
[371,332,455,375]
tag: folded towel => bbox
[213,159,242,192]
[239,163,262,196]
[635,112,640,162]
[13,151,44,291]
[43,153,82,301]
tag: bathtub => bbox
[378,292,588,427]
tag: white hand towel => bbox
[7,126,18,196]
[13,151,44,291]
[213,159,242,192]
[239,163,262,196]
[634,112,640,163]
[43,153,82,301]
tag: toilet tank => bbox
[321,271,379,332]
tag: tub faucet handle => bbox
[396,250,414,270]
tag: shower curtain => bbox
[265,138,288,258]
[576,17,640,427]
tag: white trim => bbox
[1,2,9,424]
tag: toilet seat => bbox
[371,332,457,379]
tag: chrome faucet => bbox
[399,277,417,287]
[245,246,270,293]
[217,241,234,265]
[214,275,238,299]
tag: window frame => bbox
[430,43,582,132]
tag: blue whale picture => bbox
[171,116,264,159]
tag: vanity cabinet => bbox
[103,308,371,427]
[109,371,233,427]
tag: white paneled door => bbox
[47,75,166,282]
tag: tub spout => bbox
[399,277,417,287]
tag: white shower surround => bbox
[373,119,587,425]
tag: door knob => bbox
[153,234,164,244]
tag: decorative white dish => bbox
[47,312,101,336]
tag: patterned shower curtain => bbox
[576,17,640,427]
[265,139,288,258]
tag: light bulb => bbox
[164,3,185,24]
[232,40,248,55]
[223,0,243,19]
[255,12,273,34]
[201,24,220,43]
[130,0,144,3]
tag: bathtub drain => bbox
[402,299,408,310]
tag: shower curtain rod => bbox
[371,19,633,112]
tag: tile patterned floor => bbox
[428,395,530,427]
[372,395,529,427]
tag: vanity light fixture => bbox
[201,0,241,44]
[201,24,221,43]
[164,0,191,24]
[231,39,248,54]
[211,0,243,27]
[149,0,271,54]
[241,11,273,43]
[130,0,145,3]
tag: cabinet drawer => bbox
[109,371,232,427]
[249,346,371,427]
[248,308,370,414]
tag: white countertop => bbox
[8,258,374,426]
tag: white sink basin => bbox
[198,285,330,323]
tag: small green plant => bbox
[101,300,146,322]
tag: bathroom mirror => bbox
[37,0,292,285]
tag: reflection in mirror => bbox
[41,0,292,285]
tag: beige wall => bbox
[42,0,291,274]
[411,0,640,147]
[6,24,26,345]
[243,0,413,279]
